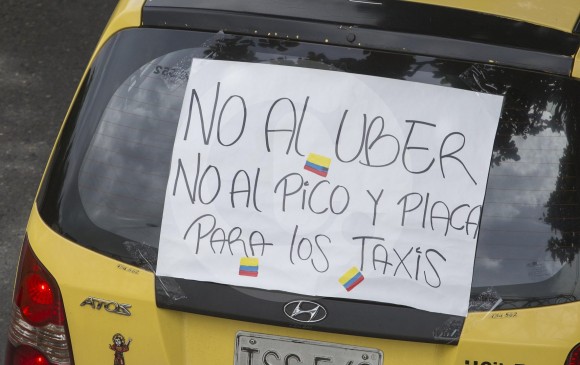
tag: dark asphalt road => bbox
[0,0,118,360]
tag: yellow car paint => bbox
[24,0,580,364]
[27,203,580,364]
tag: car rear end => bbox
[5,0,580,364]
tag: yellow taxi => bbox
[5,0,580,364]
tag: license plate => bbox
[234,332,383,365]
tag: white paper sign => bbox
[156,59,503,317]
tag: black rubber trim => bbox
[156,276,464,345]
[142,5,579,76]
[574,14,580,35]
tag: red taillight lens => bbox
[6,237,73,365]
[568,344,580,365]
[26,274,54,305]
[14,242,64,327]
[5,345,50,365]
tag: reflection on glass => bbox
[456,65,580,309]
[48,31,580,311]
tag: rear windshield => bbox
[38,28,580,312]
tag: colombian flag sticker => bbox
[339,267,364,292]
[239,257,259,277]
[304,153,331,177]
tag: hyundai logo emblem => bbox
[284,300,327,323]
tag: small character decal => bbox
[109,333,132,365]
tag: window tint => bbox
[39,28,580,311]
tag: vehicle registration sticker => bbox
[234,331,383,365]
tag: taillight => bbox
[5,346,50,365]
[567,344,580,365]
[5,238,74,365]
